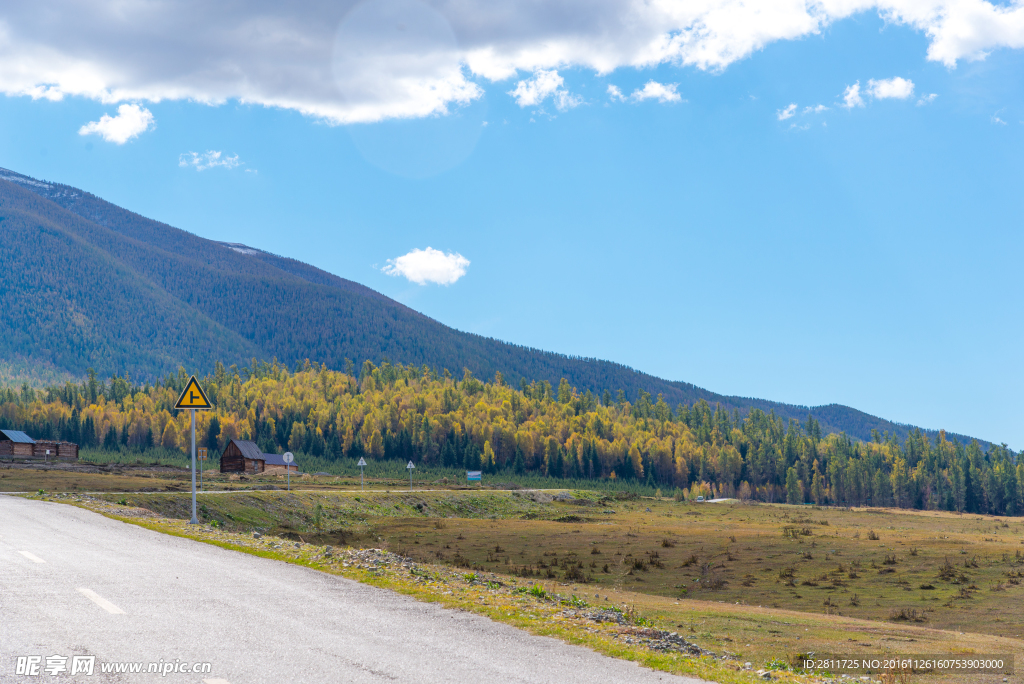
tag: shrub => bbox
[889,608,925,622]
[938,557,968,583]
[630,557,649,572]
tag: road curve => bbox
[0,496,708,684]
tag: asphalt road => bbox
[0,495,708,684]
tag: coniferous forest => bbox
[1,359,1018,516]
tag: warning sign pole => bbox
[190,409,198,524]
[174,375,212,526]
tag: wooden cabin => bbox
[220,439,265,474]
[263,452,298,475]
[32,440,58,460]
[0,430,35,458]
[32,440,78,461]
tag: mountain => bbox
[0,166,992,448]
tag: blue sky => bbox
[1,2,1022,446]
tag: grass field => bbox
[0,460,662,497]
[376,500,1024,638]
[82,488,1024,633]
[12,466,1024,682]
[0,465,192,493]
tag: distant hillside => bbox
[0,167,993,447]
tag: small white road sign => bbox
[283,452,294,491]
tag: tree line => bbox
[0,359,1017,515]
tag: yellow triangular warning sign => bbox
[175,376,213,410]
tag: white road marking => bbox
[77,587,125,614]
[19,550,45,563]
[203,679,232,684]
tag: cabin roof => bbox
[229,439,265,462]
[0,430,35,444]
[262,452,295,467]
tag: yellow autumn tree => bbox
[161,420,180,450]
[288,422,306,452]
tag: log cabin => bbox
[32,440,58,460]
[0,430,35,458]
[31,440,79,461]
[219,439,266,474]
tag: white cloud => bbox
[2,0,1024,123]
[917,93,938,105]
[77,104,154,144]
[867,76,915,99]
[804,104,829,113]
[777,103,797,120]
[179,150,242,171]
[510,69,563,107]
[554,89,584,111]
[382,247,469,285]
[22,84,63,101]
[630,80,681,103]
[842,76,915,109]
[509,69,582,111]
[992,115,1007,124]
[608,81,681,104]
[842,82,865,109]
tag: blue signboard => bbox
[466,470,482,481]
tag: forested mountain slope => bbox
[0,167,993,447]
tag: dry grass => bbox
[18,477,1024,684]
[40,491,1024,684]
